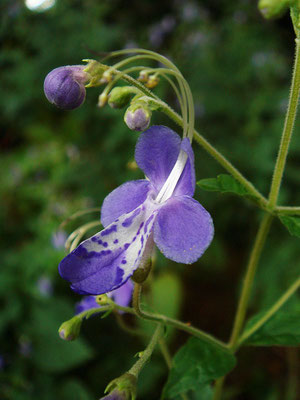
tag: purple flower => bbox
[44,65,89,110]
[75,279,134,314]
[59,126,214,295]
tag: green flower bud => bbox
[104,373,137,400]
[258,0,293,19]
[108,87,137,109]
[58,316,82,341]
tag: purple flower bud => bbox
[100,390,126,400]
[124,105,151,132]
[44,65,89,110]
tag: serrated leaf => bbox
[279,215,300,238]
[197,174,258,200]
[162,338,236,399]
[242,306,300,346]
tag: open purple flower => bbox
[59,125,214,295]
[75,279,134,314]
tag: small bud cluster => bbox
[43,60,159,132]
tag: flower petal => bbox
[75,296,99,315]
[135,126,181,192]
[153,196,214,264]
[135,126,195,197]
[59,200,158,295]
[173,138,195,197]
[110,279,134,308]
[101,180,152,227]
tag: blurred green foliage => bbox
[0,0,299,399]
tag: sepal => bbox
[103,373,137,400]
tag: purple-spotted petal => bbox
[101,180,152,227]
[59,200,158,295]
[153,196,214,264]
[135,126,181,192]
[173,137,195,197]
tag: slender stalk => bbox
[228,214,273,350]
[238,277,300,345]
[132,284,229,353]
[276,206,300,215]
[128,323,163,377]
[268,39,300,208]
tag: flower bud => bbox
[145,74,160,89]
[137,70,149,83]
[98,92,108,108]
[99,389,127,400]
[103,373,137,400]
[44,65,90,110]
[258,0,292,19]
[58,316,82,341]
[108,87,137,109]
[124,104,151,132]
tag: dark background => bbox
[1,0,299,399]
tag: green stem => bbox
[228,214,273,350]
[132,284,229,353]
[238,277,300,346]
[128,323,163,377]
[276,206,300,215]
[268,39,300,208]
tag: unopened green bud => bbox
[58,316,82,341]
[98,92,108,107]
[108,87,137,109]
[138,70,149,83]
[104,373,137,400]
[100,70,114,84]
[124,104,151,132]
[96,294,110,305]
[258,0,293,19]
[145,74,160,89]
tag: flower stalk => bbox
[268,38,300,208]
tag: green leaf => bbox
[28,298,93,372]
[279,215,300,238]
[197,174,258,200]
[162,338,236,399]
[243,306,300,346]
